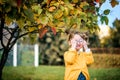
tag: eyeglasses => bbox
[75,39,84,44]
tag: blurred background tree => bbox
[38,32,68,65]
[89,32,101,48]
[98,19,120,48]
[111,19,120,48]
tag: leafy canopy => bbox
[0,0,119,38]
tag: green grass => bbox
[89,68,120,80]
[2,65,120,80]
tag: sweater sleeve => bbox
[84,52,94,65]
[64,51,77,65]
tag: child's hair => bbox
[65,29,89,42]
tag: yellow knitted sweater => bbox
[64,49,94,80]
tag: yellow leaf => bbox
[26,21,31,25]
[48,21,55,27]
[80,1,89,8]
[54,10,63,19]
[50,1,59,7]
[57,22,65,27]
[70,10,75,15]
[28,27,36,32]
[36,19,41,24]
[17,19,24,28]
[66,3,74,10]
[5,17,13,26]
[59,1,64,5]
[72,24,77,28]
[0,0,3,4]
[23,5,27,9]
[34,14,39,20]
[47,0,51,6]
[64,7,69,16]
[72,0,78,3]
[38,24,43,29]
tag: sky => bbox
[97,0,120,39]
[98,0,120,27]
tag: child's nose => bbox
[77,41,81,44]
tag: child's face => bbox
[70,34,84,50]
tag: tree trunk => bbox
[0,49,9,80]
[0,69,3,80]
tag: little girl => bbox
[64,31,94,80]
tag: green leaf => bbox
[5,4,11,13]
[50,1,59,7]
[100,16,104,24]
[64,17,71,26]
[76,18,81,28]
[66,3,74,10]
[104,16,109,25]
[32,5,39,11]
[104,9,110,15]
[100,16,109,25]
[46,11,53,21]
[83,6,88,11]
[80,1,89,8]
[79,12,87,21]
[39,15,49,25]
[38,9,42,15]
[7,7,18,19]
[23,8,34,22]
[63,0,70,3]
[96,7,100,13]
[74,9,80,17]
[60,5,65,11]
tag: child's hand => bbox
[83,40,88,50]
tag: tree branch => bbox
[4,27,12,35]
[0,18,5,48]
[2,28,11,40]
[8,37,18,51]
[6,28,19,49]
[18,30,38,39]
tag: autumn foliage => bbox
[0,0,119,79]
[1,0,118,39]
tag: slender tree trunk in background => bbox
[0,70,2,80]
[0,11,5,79]
[0,41,17,79]
[0,12,15,79]
[0,49,9,80]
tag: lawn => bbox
[2,65,120,80]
